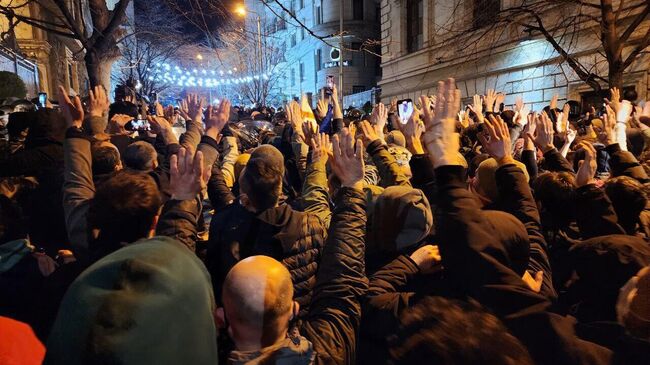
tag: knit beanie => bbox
[476,158,529,202]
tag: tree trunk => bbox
[608,62,624,90]
[84,50,116,92]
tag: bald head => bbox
[222,256,294,348]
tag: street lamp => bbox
[234,5,263,76]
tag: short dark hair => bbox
[605,176,647,233]
[239,158,283,211]
[88,170,162,255]
[531,172,576,227]
[124,141,157,171]
[389,297,533,365]
[92,145,121,176]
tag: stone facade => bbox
[1,0,90,96]
[246,0,381,103]
[379,0,650,109]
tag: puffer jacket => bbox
[207,168,327,317]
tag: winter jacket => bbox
[207,161,328,316]
[434,164,613,365]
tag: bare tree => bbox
[113,0,186,96]
[0,0,132,89]
[424,0,650,91]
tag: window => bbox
[473,0,500,29]
[315,6,322,24]
[291,68,295,86]
[68,63,74,89]
[353,85,366,94]
[406,0,423,53]
[290,0,296,15]
[300,18,306,40]
[353,0,364,20]
[300,62,305,82]
[315,49,322,71]
[290,33,296,47]
[300,0,304,9]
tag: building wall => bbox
[247,0,381,104]
[380,0,650,109]
[1,0,88,96]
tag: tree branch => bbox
[618,3,650,46]
[622,26,650,69]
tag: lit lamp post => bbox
[234,5,263,76]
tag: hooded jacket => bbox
[44,236,218,365]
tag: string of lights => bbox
[148,63,271,88]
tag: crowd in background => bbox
[0,77,649,365]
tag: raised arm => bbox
[302,133,332,226]
[60,86,108,255]
[360,120,412,188]
[156,147,210,252]
[303,129,368,365]
[178,94,204,154]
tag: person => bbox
[219,128,368,364]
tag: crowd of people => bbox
[0,77,649,364]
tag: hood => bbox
[229,332,315,365]
[567,234,650,322]
[367,186,433,255]
[483,210,530,276]
[44,236,218,365]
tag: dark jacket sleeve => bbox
[495,164,556,300]
[575,184,625,239]
[540,147,575,173]
[408,154,437,206]
[435,165,612,365]
[361,255,419,344]
[207,161,236,210]
[366,139,412,188]
[520,149,538,181]
[155,197,202,252]
[303,187,368,365]
[606,143,650,183]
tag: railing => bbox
[343,87,379,109]
[0,45,39,97]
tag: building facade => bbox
[379,0,650,110]
[245,0,381,105]
[0,0,89,97]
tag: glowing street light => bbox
[234,5,246,17]
[196,54,203,60]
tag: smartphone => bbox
[38,92,47,108]
[125,119,151,132]
[325,75,334,96]
[397,99,414,124]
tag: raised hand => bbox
[169,147,211,201]
[302,118,318,145]
[550,94,559,110]
[478,114,512,161]
[205,99,231,139]
[316,97,329,120]
[164,105,178,125]
[606,87,621,113]
[189,94,205,123]
[495,93,505,111]
[286,100,305,142]
[310,132,332,164]
[57,86,84,128]
[409,245,442,274]
[88,85,109,118]
[400,111,425,154]
[359,119,381,145]
[600,104,618,145]
[575,142,597,187]
[484,89,497,113]
[514,97,530,127]
[467,94,483,119]
[330,128,364,189]
[370,103,388,129]
[528,112,555,152]
[420,78,463,168]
